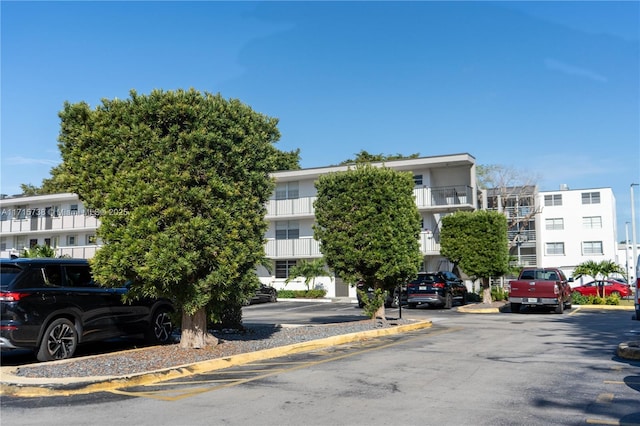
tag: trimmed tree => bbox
[55,89,299,349]
[440,210,510,304]
[313,164,422,320]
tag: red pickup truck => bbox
[507,267,572,314]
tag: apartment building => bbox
[0,193,100,259]
[537,186,618,283]
[0,153,478,298]
[259,154,477,297]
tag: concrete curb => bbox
[617,341,640,360]
[0,319,432,397]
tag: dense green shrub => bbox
[571,291,620,305]
[277,289,327,299]
[491,286,508,301]
[358,288,386,318]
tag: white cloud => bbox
[5,156,60,166]
[544,58,608,83]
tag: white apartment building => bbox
[0,154,477,299]
[0,193,100,259]
[259,154,477,298]
[537,186,618,284]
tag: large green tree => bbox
[56,89,299,348]
[313,164,422,319]
[440,210,510,303]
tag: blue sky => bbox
[1,1,639,241]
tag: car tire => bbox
[37,317,78,362]
[554,300,564,314]
[146,308,173,344]
[511,302,521,313]
[444,293,453,309]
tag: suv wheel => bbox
[444,292,453,309]
[146,308,173,344]
[37,318,78,362]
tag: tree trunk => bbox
[180,307,218,349]
[482,277,492,304]
[373,304,388,327]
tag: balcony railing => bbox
[0,215,99,234]
[265,231,441,259]
[265,186,473,219]
[265,237,322,258]
[414,185,473,209]
[265,197,316,218]
[56,245,99,259]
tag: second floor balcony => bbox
[265,185,474,219]
[264,231,441,259]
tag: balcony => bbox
[414,185,474,210]
[0,215,99,234]
[265,197,316,219]
[265,237,322,258]
[56,245,99,259]
[265,231,441,259]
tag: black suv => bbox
[406,271,467,309]
[0,258,174,361]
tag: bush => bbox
[571,292,620,305]
[358,288,386,318]
[277,289,327,299]
[491,286,508,301]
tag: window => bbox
[583,241,603,255]
[545,218,564,230]
[275,221,299,240]
[583,216,602,229]
[66,235,77,246]
[581,192,600,205]
[86,235,97,245]
[413,175,423,186]
[1,209,7,221]
[70,204,79,215]
[544,195,562,206]
[275,182,299,200]
[275,260,297,279]
[29,239,38,248]
[546,242,565,255]
[64,265,94,287]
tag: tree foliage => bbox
[440,210,510,303]
[55,88,299,348]
[313,164,422,317]
[338,150,420,165]
[22,244,56,258]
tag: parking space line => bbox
[109,327,461,401]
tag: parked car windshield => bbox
[0,264,23,289]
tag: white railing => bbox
[56,245,99,259]
[0,215,99,234]
[265,237,322,258]
[414,185,473,209]
[266,232,441,259]
[265,197,316,218]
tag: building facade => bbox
[260,154,477,297]
[537,186,619,284]
[0,193,100,259]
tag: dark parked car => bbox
[244,283,278,305]
[356,281,407,308]
[406,271,467,309]
[0,258,174,361]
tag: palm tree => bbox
[22,244,56,258]
[573,260,625,298]
[285,258,329,291]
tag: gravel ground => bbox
[14,319,412,379]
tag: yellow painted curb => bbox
[0,320,432,398]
